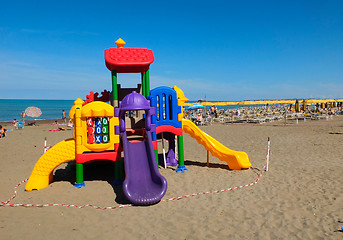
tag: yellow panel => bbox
[25,139,75,191]
[81,101,114,117]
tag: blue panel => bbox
[95,126,102,134]
[152,132,157,141]
[95,117,102,126]
[149,86,182,129]
[95,135,102,143]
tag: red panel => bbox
[153,140,158,149]
[76,144,122,163]
[88,134,95,144]
[156,125,183,136]
[105,48,154,73]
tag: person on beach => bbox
[214,105,218,118]
[12,119,18,127]
[289,104,294,112]
[0,125,6,138]
[21,111,25,123]
[236,108,241,116]
[210,105,215,116]
[329,108,336,115]
[62,110,66,123]
[68,118,73,127]
[196,110,203,125]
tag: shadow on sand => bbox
[53,160,130,204]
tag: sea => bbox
[0,99,75,122]
[0,99,272,123]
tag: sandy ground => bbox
[1,117,343,239]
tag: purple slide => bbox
[122,131,167,205]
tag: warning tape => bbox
[0,179,132,209]
[1,147,269,210]
[162,153,268,202]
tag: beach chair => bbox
[213,115,225,123]
[16,121,24,129]
[202,116,212,125]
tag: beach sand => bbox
[1,117,342,239]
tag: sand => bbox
[1,117,343,239]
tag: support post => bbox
[207,150,209,167]
[114,160,124,185]
[175,135,178,160]
[75,163,84,186]
[44,137,47,153]
[266,137,270,171]
[176,135,188,172]
[141,72,146,97]
[74,99,85,188]
[112,71,118,107]
[154,149,159,166]
[112,70,123,184]
[145,69,150,97]
[161,133,167,168]
[177,135,184,166]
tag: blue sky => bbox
[1,0,342,101]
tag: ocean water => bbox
[0,99,271,123]
[0,99,75,122]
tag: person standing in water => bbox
[62,110,67,124]
[21,111,26,123]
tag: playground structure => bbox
[25,39,251,205]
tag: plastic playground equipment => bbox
[25,38,251,205]
[182,119,251,170]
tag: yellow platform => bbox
[25,139,76,191]
[182,119,251,170]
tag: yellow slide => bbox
[182,119,251,170]
[25,139,76,191]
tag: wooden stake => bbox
[161,132,167,168]
[207,150,209,167]
[266,137,270,171]
[44,137,47,153]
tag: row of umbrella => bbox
[185,99,343,107]
[24,100,342,116]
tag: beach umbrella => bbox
[186,104,204,110]
[302,100,307,111]
[295,100,300,112]
[25,106,42,118]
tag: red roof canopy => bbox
[105,48,154,73]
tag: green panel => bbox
[102,117,109,126]
[141,72,146,97]
[76,163,83,184]
[177,135,185,167]
[146,70,150,97]
[102,134,109,143]
[112,71,118,101]
[102,125,109,134]
[114,160,123,181]
[154,148,159,166]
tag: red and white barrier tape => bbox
[162,154,268,202]
[1,147,269,210]
[0,179,132,209]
